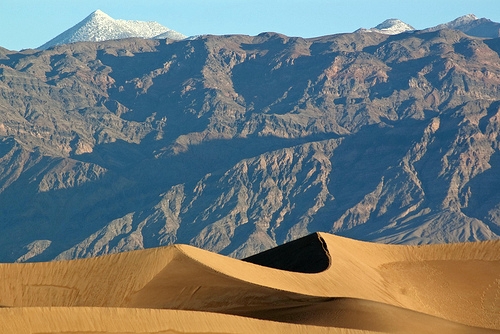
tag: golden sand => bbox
[0,232,499,333]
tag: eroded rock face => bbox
[1,29,500,262]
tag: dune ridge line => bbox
[0,232,498,333]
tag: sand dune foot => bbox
[239,297,500,334]
[0,307,370,334]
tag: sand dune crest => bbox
[0,232,499,333]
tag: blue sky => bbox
[1,0,500,50]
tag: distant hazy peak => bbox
[38,9,186,50]
[360,18,415,35]
[375,19,414,30]
[429,13,480,30]
[445,14,479,26]
[423,13,500,38]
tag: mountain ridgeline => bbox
[1,26,500,262]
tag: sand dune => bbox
[0,232,499,333]
[0,307,369,334]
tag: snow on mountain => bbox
[357,14,500,39]
[369,19,415,35]
[356,19,415,35]
[39,10,186,50]
[153,30,189,41]
[425,14,500,38]
[430,14,479,30]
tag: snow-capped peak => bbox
[428,14,479,31]
[370,19,415,35]
[444,14,479,27]
[39,10,186,50]
[454,13,478,23]
[90,9,112,20]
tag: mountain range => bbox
[1,14,500,262]
[36,11,500,51]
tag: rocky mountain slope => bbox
[425,14,500,38]
[39,10,186,50]
[2,23,500,262]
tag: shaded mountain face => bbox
[1,28,500,262]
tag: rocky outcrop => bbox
[1,28,500,262]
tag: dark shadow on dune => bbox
[242,233,330,273]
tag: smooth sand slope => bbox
[0,232,499,333]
